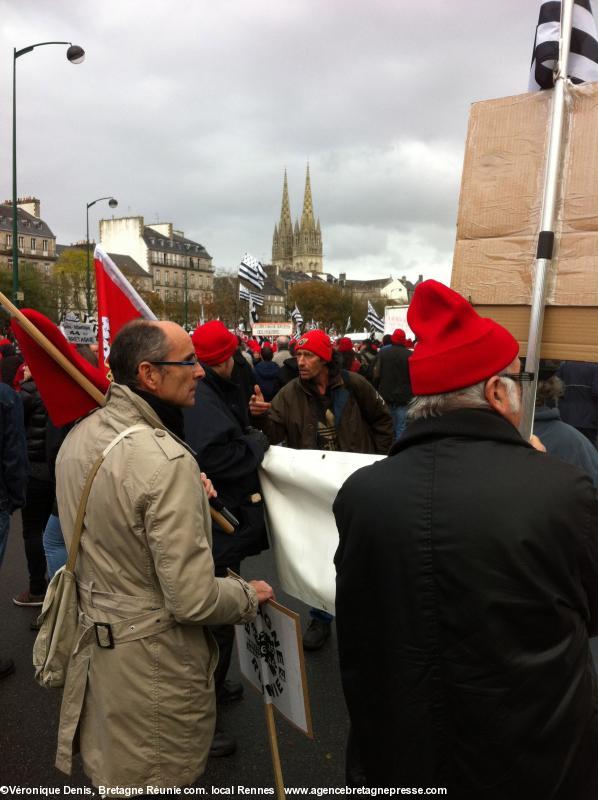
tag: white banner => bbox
[384,305,415,339]
[259,446,384,614]
[235,599,313,736]
[251,322,293,337]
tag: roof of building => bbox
[142,227,211,260]
[263,280,284,298]
[343,276,394,290]
[0,203,55,239]
[107,253,149,277]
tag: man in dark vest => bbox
[334,280,598,798]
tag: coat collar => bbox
[390,408,531,455]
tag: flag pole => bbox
[520,0,574,438]
[0,291,107,406]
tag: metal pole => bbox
[86,204,91,315]
[12,48,19,305]
[184,269,188,329]
[520,0,574,439]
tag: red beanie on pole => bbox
[407,280,519,395]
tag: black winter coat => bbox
[183,368,268,568]
[334,409,598,798]
[0,383,27,513]
[20,378,51,480]
[254,360,281,401]
[374,343,412,406]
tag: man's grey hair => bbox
[536,375,565,406]
[108,320,169,389]
[276,336,290,350]
[407,376,520,421]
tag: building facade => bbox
[272,166,323,273]
[99,216,214,308]
[0,197,57,276]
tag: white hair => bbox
[407,376,520,421]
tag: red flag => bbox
[94,245,156,374]
[10,309,110,426]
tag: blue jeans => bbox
[0,510,9,570]
[43,514,67,580]
[390,404,408,440]
[310,608,333,624]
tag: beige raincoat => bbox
[54,384,257,790]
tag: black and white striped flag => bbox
[291,304,304,326]
[239,285,264,306]
[529,0,598,90]
[238,253,266,290]
[365,300,384,334]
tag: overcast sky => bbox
[1,1,544,283]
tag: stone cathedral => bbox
[271,165,323,273]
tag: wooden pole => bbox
[0,290,106,406]
[264,703,286,800]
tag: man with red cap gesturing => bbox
[334,280,598,796]
[250,327,393,650]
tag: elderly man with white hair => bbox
[334,280,598,798]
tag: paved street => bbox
[0,513,349,792]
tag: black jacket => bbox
[254,359,281,401]
[183,367,268,568]
[20,378,51,480]
[374,343,412,405]
[0,383,27,513]
[334,409,598,798]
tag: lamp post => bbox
[12,41,85,305]
[86,196,118,314]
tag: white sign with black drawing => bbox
[235,598,313,737]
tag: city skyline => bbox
[1,0,549,284]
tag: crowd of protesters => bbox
[2,282,598,797]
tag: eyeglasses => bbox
[149,358,200,367]
[496,371,535,382]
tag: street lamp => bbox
[12,41,85,305]
[86,196,118,314]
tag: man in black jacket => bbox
[334,280,598,798]
[184,321,270,757]
[373,327,412,439]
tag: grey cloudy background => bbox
[1,0,541,282]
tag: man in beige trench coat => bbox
[55,319,273,793]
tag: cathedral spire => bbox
[279,168,292,229]
[300,163,315,229]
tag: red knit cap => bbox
[407,280,519,395]
[192,320,237,366]
[295,329,333,362]
[336,337,354,353]
[391,328,406,345]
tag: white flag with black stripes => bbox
[238,252,266,290]
[291,304,304,327]
[239,285,264,306]
[529,0,598,90]
[365,300,384,334]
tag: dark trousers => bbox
[210,561,241,692]
[20,477,54,595]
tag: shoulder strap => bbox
[65,424,147,572]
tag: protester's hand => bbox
[200,472,217,499]
[249,385,271,417]
[249,580,275,605]
[529,434,546,453]
[246,426,270,453]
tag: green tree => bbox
[54,248,90,317]
[289,282,352,331]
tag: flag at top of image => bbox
[365,300,384,333]
[291,304,303,326]
[529,0,598,90]
[238,252,266,290]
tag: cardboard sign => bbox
[451,82,598,360]
[235,599,313,737]
[60,312,97,345]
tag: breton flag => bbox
[290,304,303,325]
[94,245,157,374]
[529,0,598,90]
[365,300,384,334]
[238,252,266,290]
[239,285,264,306]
